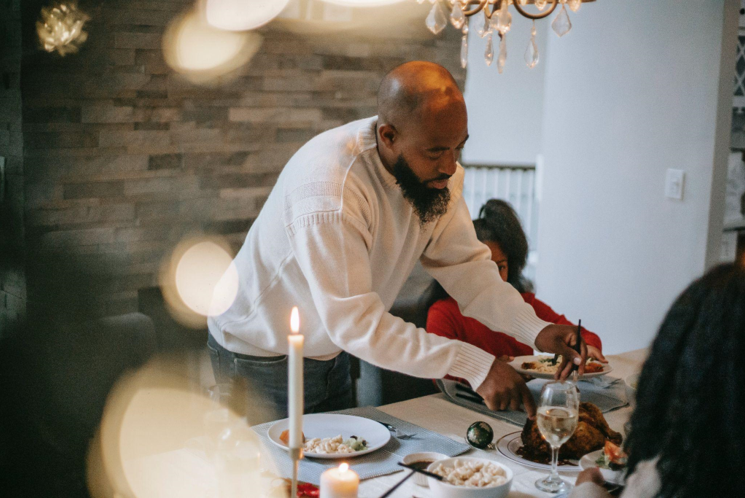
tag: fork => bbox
[375,420,416,439]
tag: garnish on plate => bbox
[595,441,628,471]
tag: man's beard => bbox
[392,155,451,226]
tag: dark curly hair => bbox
[474,199,530,293]
[426,198,530,303]
[624,263,745,497]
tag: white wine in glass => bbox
[535,381,580,494]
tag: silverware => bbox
[378,470,415,498]
[397,462,443,480]
[375,420,416,440]
[572,319,582,382]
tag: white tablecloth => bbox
[116,349,647,498]
[358,348,647,498]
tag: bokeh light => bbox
[163,9,263,84]
[317,0,405,7]
[204,0,291,31]
[161,237,239,328]
[88,358,269,498]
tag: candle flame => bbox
[290,306,300,333]
[339,463,349,473]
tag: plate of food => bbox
[579,441,628,485]
[508,355,612,380]
[267,413,390,459]
[496,402,622,472]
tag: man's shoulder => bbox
[281,117,378,225]
[285,117,377,185]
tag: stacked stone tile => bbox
[10,0,464,321]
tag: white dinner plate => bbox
[508,355,613,380]
[579,449,625,485]
[267,414,390,459]
[495,431,581,473]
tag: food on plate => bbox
[521,356,605,375]
[466,421,494,449]
[303,435,368,454]
[430,459,508,488]
[595,441,628,471]
[517,402,622,464]
[279,429,305,446]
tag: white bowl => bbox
[625,373,640,408]
[402,452,449,487]
[426,457,513,498]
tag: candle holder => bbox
[289,446,304,498]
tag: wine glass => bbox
[535,381,580,494]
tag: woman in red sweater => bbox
[427,199,605,367]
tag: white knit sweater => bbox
[207,117,550,389]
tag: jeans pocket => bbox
[234,354,288,366]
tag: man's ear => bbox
[377,123,398,150]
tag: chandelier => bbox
[421,0,593,72]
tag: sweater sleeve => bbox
[286,210,496,389]
[420,195,550,351]
[527,294,603,351]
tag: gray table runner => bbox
[252,406,470,485]
[437,376,629,427]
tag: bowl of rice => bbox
[426,457,513,498]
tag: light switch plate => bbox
[0,156,5,203]
[665,168,685,200]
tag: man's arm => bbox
[286,209,497,389]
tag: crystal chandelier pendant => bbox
[497,34,507,74]
[462,18,469,34]
[450,0,465,29]
[551,4,572,37]
[477,9,490,38]
[426,2,448,35]
[460,33,468,68]
[568,0,581,12]
[535,0,548,11]
[495,1,512,35]
[524,22,539,68]
[484,32,494,66]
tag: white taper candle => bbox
[288,306,304,449]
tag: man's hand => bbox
[534,324,588,381]
[475,358,537,419]
[588,345,607,363]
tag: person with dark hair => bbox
[570,263,745,497]
[426,199,605,381]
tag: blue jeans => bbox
[207,334,354,424]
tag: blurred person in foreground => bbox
[571,263,745,498]
[207,61,588,422]
[426,199,605,394]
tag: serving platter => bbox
[495,431,581,473]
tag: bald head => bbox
[377,61,465,128]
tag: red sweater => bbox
[426,294,602,359]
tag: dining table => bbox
[113,348,647,498]
[356,348,647,498]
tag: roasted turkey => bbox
[517,402,622,464]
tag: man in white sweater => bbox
[208,61,587,422]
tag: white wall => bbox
[535,0,737,354]
[462,16,548,166]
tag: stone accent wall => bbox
[18,0,464,318]
[0,0,25,338]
